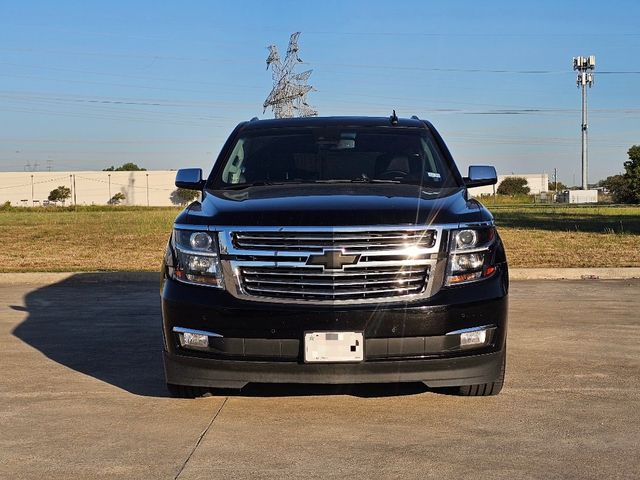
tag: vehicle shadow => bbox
[12,273,434,399]
[12,273,169,397]
[213,382,430,398]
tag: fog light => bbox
[460,329,487,347]
[181,332,209,348]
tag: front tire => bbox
[456,350,506,396]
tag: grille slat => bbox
[235,242,427,251]
[243,276,424,287]
[241,267,426,277]
[242,285,421,298]
[234,230,436,252]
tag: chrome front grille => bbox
[239,265,430,301]
[218,226,443,305]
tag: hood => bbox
[178,184,491,227]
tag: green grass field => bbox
[2,204,639,272]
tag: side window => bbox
[222,139,245,184]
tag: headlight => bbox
[451,228,495,251]
[171,230,223,288]
[446,227,496,286]
[451,252,484,271]
[454,229,477,249]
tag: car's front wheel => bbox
[456,351,506,396]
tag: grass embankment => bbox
[2,204,639,272]
[1,206,178,272]
[491,205,640,268]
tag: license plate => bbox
[304,331,364,363]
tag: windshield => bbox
[210,127,461,189]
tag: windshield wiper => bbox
[352,178,401,184]
[220,177,403,189]
[220,181,286,190]
[314,178,401,184]
[221,180,322,190]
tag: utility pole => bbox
[573,55,595,190]
[554,168,558,192]
[73,174,77,205]
[146,173,149,207]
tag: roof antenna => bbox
[389,109,398,126]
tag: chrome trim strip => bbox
[172,326,223,338]
[242,277,424,287]
[174,245,219,256]
[445,324,496,336]
[449,247,491,255]
[241,268,426,277]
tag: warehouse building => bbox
[0,171,179,207]
[468,173,549,197]
[2,170,551,206]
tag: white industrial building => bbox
[1,170,561,206]
[556,189,598,204]
[468,173,549,197]
[0,171,179,207]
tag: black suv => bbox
[161,116,508,397]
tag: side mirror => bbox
[175,168,204,190]
[464,165,497,188]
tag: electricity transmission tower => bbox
[263,32,317,118]
[573,55,595,190]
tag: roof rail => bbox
[411,115,420,120]
[249,116,259,122]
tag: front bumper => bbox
[161,264,508,388]
[164,348,505,389]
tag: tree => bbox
[48,185,71,204]
[103,163,147,171]
[497,177,530,196]
[170,188,199,206]
[548,181,568,191]
[622,145,640,203]
[603,146,640,204]
[600,175,632,203]
[107,192,126,205]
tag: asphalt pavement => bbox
[1,277,638,479]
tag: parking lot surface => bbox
[1,277,638,479]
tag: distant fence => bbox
[0,171,178,206]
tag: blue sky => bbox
[1,0,639,184]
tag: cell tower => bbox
[263,32,317,118]
[573,55,595,190]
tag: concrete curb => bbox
[0,271,159,285]
[1,268,639,285]
[509,268,640,280]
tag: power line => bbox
[0,62,265,90]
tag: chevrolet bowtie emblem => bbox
[306,250,360,270]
